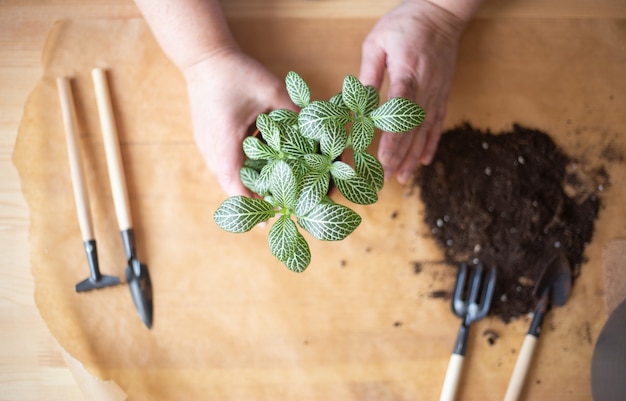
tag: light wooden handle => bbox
[504,334,538,401]
[57,77,94,242]
[91,68,132,231]
[439,353,464,401]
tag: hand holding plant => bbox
[214,72,425,272]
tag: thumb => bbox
[358,41,386,89]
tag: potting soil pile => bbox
[417,123,607,322]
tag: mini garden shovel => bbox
[92,68,153,329]
[57,76,121,292]
[439,263,497,401]
[503,252,571,401]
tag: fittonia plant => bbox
[213,71,425,272]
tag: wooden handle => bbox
[56,77,94,242]
[91,68,132,231]
[504,334,538,401]
[439,353,464,401]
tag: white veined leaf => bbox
[270,160,298,209]
[304,153,331,173]
[298,101,351,140]
[341,75,368,114]
[320,122,348,160]
[282,124,315,156]
[295,170,330,216]
[244,158,267,172]
[268,215,298,262]
[329,92,346,109]
[213,196,275,233]
[363,85,380,115]
[330,161,356,180]
[256,160,277,195]
[354,151,384,191]
[243,136,278,160]
[350,117,375,152]
[240,166,260,193]
[334,176,378,205]
[256,113,281,151]
[297,203,362,241]
[370,97,426,133]
[269,109,299,127]
[283,231,311,273]
[286,71,311,108]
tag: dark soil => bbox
[416,123,606,322]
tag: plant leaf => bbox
[213,196,275,233]
[298,101,351,141]
[341,75,368,114]
[243,136,278,160]
[282,124,315,156]
[240,166,260,193]
[256,113,281,151]
[286,71,311,108]
[350,117,375,152]
[269,109,299,127]
[329,92,346,109]
[295,170,330,216]
[268,215,298,262]
[334,176,378,205]
[320,122,348,160]
[270,160,298,209]
[354,151,384,191]
[283,231,311,273]
[256,160,277,195]
[363,85,380,115]
[244,158,267,172]
[298,203,362,241]
[370,97,426,133]
[304,153,331,173]
[330,161,356,180]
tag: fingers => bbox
[358,35,386,89]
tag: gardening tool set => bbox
[57,69,153,329]
[438,256,572,401]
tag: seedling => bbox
[213,71,425,272]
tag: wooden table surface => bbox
[1,1,624,400]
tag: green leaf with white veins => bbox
[370,97,426,133]
[295,170,330,216]
[304,153,331,173]
[320,122,348,160]
[354,151,384,191]
[330,161,356,180]
[342,75,368,114]
[256,160,277,195]
[363,85,380,115]
[256,113,281,151]
[270,160,298,209]
[298,203,362,241]
[243,136,278,160]
[283,231,311,273]
[240,166,260,193]
[268,215,298,262]
[350,117,375,152]
[299,101,351,140]
[334,175,378,205]
[286,71,311,108]
[269,109,299,127]
[213,196,275,233]
[282,124,315,156]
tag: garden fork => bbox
[439,263,497,401]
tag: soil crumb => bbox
[416,123,603,322]
[482,329,500,346]
[429,290,451,300]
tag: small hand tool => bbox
[503,252,571,401]
[57,76,121,292]
[440,263,497,401]
[92,68,153,329]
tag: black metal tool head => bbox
[75,239,121,292]
[126,258,153,329]
[533,251,572,307]
[452,263,497,324]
